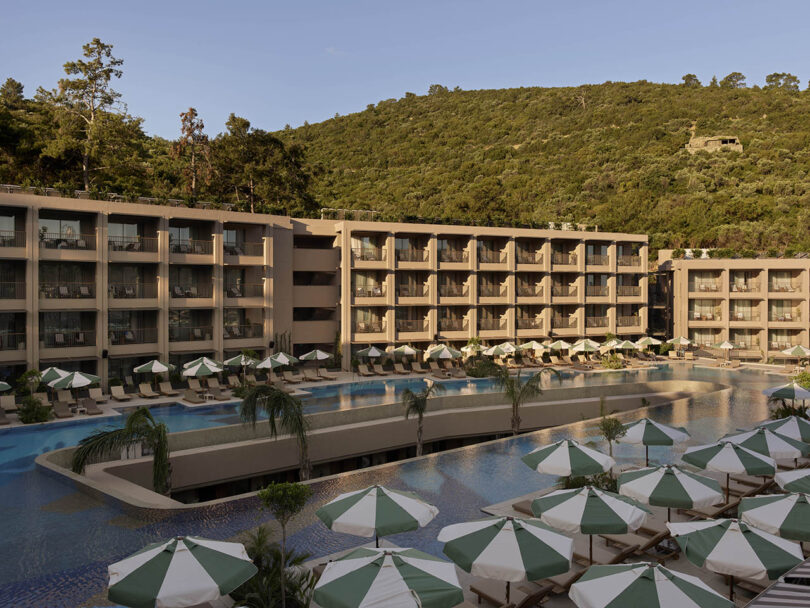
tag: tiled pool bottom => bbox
[0,365,776,607]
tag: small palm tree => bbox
[240,384,312,480]
[497,367,561,435]
[597,397,626,459]
[402,381,444,456]
[71,407,172,495]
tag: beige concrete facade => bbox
[0,191,648,383]
[671,257,810,359]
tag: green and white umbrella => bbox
[269,352,298,366]
[622,418,691,465]
[223,353,258,368]
[601,338,620,350]
[762,381,810,402]
[427,345,461,360]
[316,485,438,547]
[0,381,11,392]
[569,562,734,608]
[720,427,810,460]
[518,340,545,351]
[781,344,810,359]
[571,340,599,353]
[775,468,810,493]
[49,371,101,390]
[182,356,222,369]
[107,535,258,608]
[483,344,511,357]
[615,340,637,350]
[681,441,776,501]
[461,343,484,355]
[758,416,810,443]
[300,349,332,361]
[739,493,810,541]
[133,359,174,375]
[547,339,572,351]
[39,366,69,384]
[667,336,692,346]
[522,439,615,477]
[313,547,463,608]
[667,519,803,601]
[438,516,573,602]
[182,360,223,377]
[617,465,723,520]
[635,336,662,348]
[390,345,419,357]
[356,346,385,359]
[531,486,650,563]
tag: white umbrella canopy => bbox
[299,349,332,361]
[667,336,692,346]
[758,416,810,443]
[355,346,385,359]
[781,344,810,358]
[720,427,810,461]
[269,352,299,366]
[518,340,546,351]
[223,353,259,368]
[182,360,223,377]
[615,340,637,350]
[49,371,101,389]
[133,359,175,375]
[255,355,283,370]
[39,366,69,385]
[571,340,599,353]
[635,336,662,348]
[547,339,572,351]
[427,345,462,360]
[601,338,620,349]
[182,356,222,369]
[762,381,810,402]
[390,345,419,357]
[461,343,484,354]
[622,418,691,465]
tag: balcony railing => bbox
[0,282,24,299]
[731,281,760,293]
[586,316,609,327]
[617,316,640,327]
[398,285,427,298]
[479,285,505,297]
[439,284,467,297]
[552,316,576,329]
[770,341,799,350]
[439,249,468,263]
[352,247,386,262]
[730,311,760,322]
[354,285,386,298]
[397,319,428,332]
[586,285,608,297]
[224,283,264,298]
[41,330,95,348]
[732,341,760,350]
[617,285,641,297]
[552,285,577,297]
[39,233,96,250]
[396,248,428,262]
[516,250,543,264]
[0,230,25,248]
[354,320,384,333]
[439,318,467,331]
[478,319,506,330]
[109,327,158,345]
[517,285,543,297]
[169,326,212,342]
[770,313,801,322]
[517,318,543,329]
[109,283,157,299]
[586,254,609,266]
[224,241,263,256]
[40,282,95,299]
[769,283,800,293]
[108,235,158,252]
[689,282,721,292]
[170,239,213,255]
[478,250,506,264]
[617,255,641,267]
[171,284,213,298]
[0,332,24,350]
[552,252,577,265]
[691,312,721,321]
[224,324,263,339]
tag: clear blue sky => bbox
[4,0,808,138]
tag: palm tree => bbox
[402,381,444,456]
[497,367,561,435]
[71,407,171,494]
[240,384,311,480]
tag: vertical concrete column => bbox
[272,226,294,354]
[385,233,395,345]
[98,212,109,384]
[27,206,38,371]
[427,233,438,342]
[212,220,223,360]
[157,216,170,365]
[639,243,649,334]
[263,224,272,356]
[541,237,551,338]
[468,235,478,339]
[339,227,353,368]
[506,237,516,341]
[576,239,586,274]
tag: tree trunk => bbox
[511,402,521,436]
[280,524,287,608]
[190,144,197,199]
[82,152,90,191]
[416,416,423,457]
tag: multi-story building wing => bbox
[0,190,648,384]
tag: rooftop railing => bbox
[586,254,609,265]
[552,252,577,265]
[352,247,386,262]
[516,250,543,264]
[618,255,641,266]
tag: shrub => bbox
[108,377,122,386]
[562,472,617,493]
[464,355,502,378]
[658,343,673,356]
[17,395,53,424]
[601,354,623,370]
[671,248,685,259]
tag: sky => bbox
[3,0,809,138]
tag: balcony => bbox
[617,255,641,267]
[40,282,95,299]
[171,284,213,299]
[769,283,801,294]
[733,341,760,350]
[690,312,721,322]
[398,285,427,298]
[354,285,386,298]
[586,316,609,328]
[0,282,25,299]
[617,316,640,327]
[169,326,212,342]
[396,249,428,262]
[109,283,158,299]
[478,250,506,264]
[439,318,467,331]
[354,320,385,333]
[478,319,506,331]
[109,327,158,345]
[517,250,543,265]
[170,239,213,255]
[517,285,543,297]
[0,230,25,248]
[730,311,760,322]
[552,285,578,297]
[552,317,576,329]
[396,319,428,332]
[479,285,506,298]
[41,329,95,348]
[769,313,801,323]
[552,253,577,266]
[586,285,609,297]
[439,284,467,297]
[108,235,158,253]
[770,341,799,351]
[224,324,263,340]
[439,250,469,263]
[39,233,95,250]
[0,332,25,351]
[586,254,609,266]
[617,285,641,297]
[224,283,264,298]
[352,248,386,262]
[225,241,263,257]
[731,282,760,293]
[517,318,543,329]
[689,282,721,293]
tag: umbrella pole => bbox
[729,575,734,602]
[506,581,510,604]
[645,445,649,467]
[589,535,593,565]
[725,473,730,503]
[375,534,379,548]
[667,507,671,522]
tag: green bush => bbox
[17,395,53,424]
[464,356,502,378]
[108,377,122,387]
[658,343,673,356]
[601,354,623,369]
[671,248,685,259]
[562,472,617,493]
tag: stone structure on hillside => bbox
[685,135,743,154]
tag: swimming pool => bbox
[0,365,781,607]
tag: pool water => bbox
[0,365,782,607]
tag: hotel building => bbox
[0,189,648,384]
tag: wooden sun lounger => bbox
[138,383,159,398]
[187,378,206,393]
[227,375,242,389]
[470,577,529,607]
[372,363,391,376]
[599,529,678,564]
[183,389,203,404]
[52,401,73,418]
[79,397,103,415]
[301,369,324,382]
[244,374,258,386]
[88,387,107,403]
[57,390,76,406]
[443,360,466,378]
[318,367,338,380]
[110,386,132,401]
[684,351,695,360]
[357,364,376,377]
[393,362,409,375]
[410,361,429,373]
[283,370,303,384]
[0,394,16,411]
[159,382,179,396]
[428,361,450,379]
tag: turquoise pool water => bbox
[0,365,782,606]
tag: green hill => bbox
[282,81,810,252]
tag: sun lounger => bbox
[372,363,391,376]
[79,397,103,415]
[138,383,159,398]
[244,374,258,386]
[206,378,230,394]
[668,350,680,360]
[410,361,429,374]
[52,401,73,418]
[549,355,569,367]
[182,389,203,404]
[33,392,50,407]
[110,386,132,401]
[357,364,376,377]
[283,371,302,384]
[684,351,695,360]
[158,382,179,397]
[470,577,529,607]
[393,362,409,375]
[88,387,107,403]
[442,360,465,378]
[227,375,242,389]
[317,367,338,380]
[57,390,76,406]
[301,369,324,382]
[271,379,295,394]
[187,379,205,393]
[599,529,677,564]
[0,395,16,411]
[428,361,449,379]
[208,386,229,400]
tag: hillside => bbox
[282,81,810,252]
